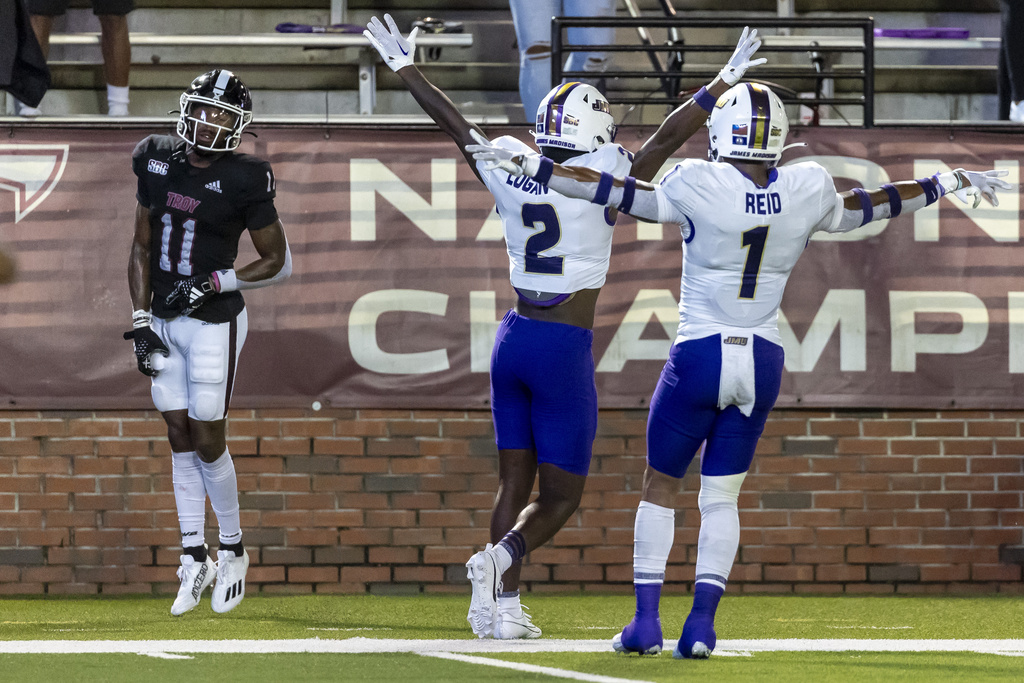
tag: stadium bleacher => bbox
[0,0,1006,125]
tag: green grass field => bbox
[1,594,1022,682]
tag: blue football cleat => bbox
[611,614,663,655]
[673,611,716,659]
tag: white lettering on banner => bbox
[349,289,450,374]
[913,160,1019,242]
[1008,292,1024,373]
[349,159,458,241]
[469,291,501,372]
[778,290,867,372]
[889,291,989,372]
[476,206,503,241]
[596,289,679,372]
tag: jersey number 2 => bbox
[159,213,196,276]
[739,225,768,299]
[521,204,563,275]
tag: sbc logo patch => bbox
[148,159,169,175]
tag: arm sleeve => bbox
[810,165,850,234]
[241,160,280,230]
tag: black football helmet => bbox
[176,69,253,152]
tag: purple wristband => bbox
[534,156,554,185]
[694,86,717,113]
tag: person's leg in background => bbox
[999,0,1024,122]
[509,0,559,122]
[95,0,134,115]
[16,0,61,115]
[563,0,615,93]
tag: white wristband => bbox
[212,269,238,292]
[132,309,152,328]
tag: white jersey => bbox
[478,136,633,294]
[655,159,845,344]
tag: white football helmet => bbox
[707,82,789,166]
[533,82,616,153]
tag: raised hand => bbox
[939,168,1013,208]
[719,26,767,86]
[465,129,534,176]
[363,13,419,73]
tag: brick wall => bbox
[0,408,1021,595]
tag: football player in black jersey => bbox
[126,69,292,616]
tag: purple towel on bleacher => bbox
[275,22,365,34]
[874,28,969,39]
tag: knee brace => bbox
[697,472,747,514]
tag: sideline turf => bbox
[0,594,1021,640]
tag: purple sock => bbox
[635,583,662,617]
[691,582,725,616]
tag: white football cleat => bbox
[211,549,249,614]
[495,604,541,639]
[170,551,215,616]
[1011,101,1024,124]
[465,545,502,638]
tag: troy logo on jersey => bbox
[148,159,168,175]
[205,180,222,193]
[166,191,201,213]
[0,144,69,223]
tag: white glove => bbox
[936,168,1012,209]
[363,13,419,72]
[465,129,540,177]
[719,26,767,86]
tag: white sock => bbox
[199,448,242,546]
[695,473,747,588]
[491,543,514,575]
[107,84,129,116]
[633,500,675,584]
[498,591,521,613]
[171,451,206,549]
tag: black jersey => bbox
[132,134,279,323]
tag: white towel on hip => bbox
[718,333,756,417]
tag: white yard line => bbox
[421,652,655,683]
[0,638,1021,655]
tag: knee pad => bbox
[698,472,747,513]
[192,391,223,422]
[151,382,182,413]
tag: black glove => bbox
[123,325,170,377]
[165,273,216,316]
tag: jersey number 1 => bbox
[740,225,768,299]
[159,213,196,276]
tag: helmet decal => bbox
[747,83,772,150]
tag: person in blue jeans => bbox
[509,0,616,121]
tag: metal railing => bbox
[552,17,875,127]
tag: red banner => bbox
[0,125,1022,410]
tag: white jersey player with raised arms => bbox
[363,14,635,641]
[468,80,1010,660]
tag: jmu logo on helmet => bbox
[0,145,69,223]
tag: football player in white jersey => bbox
[364,15,766,640]
[468,82,1011,657]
